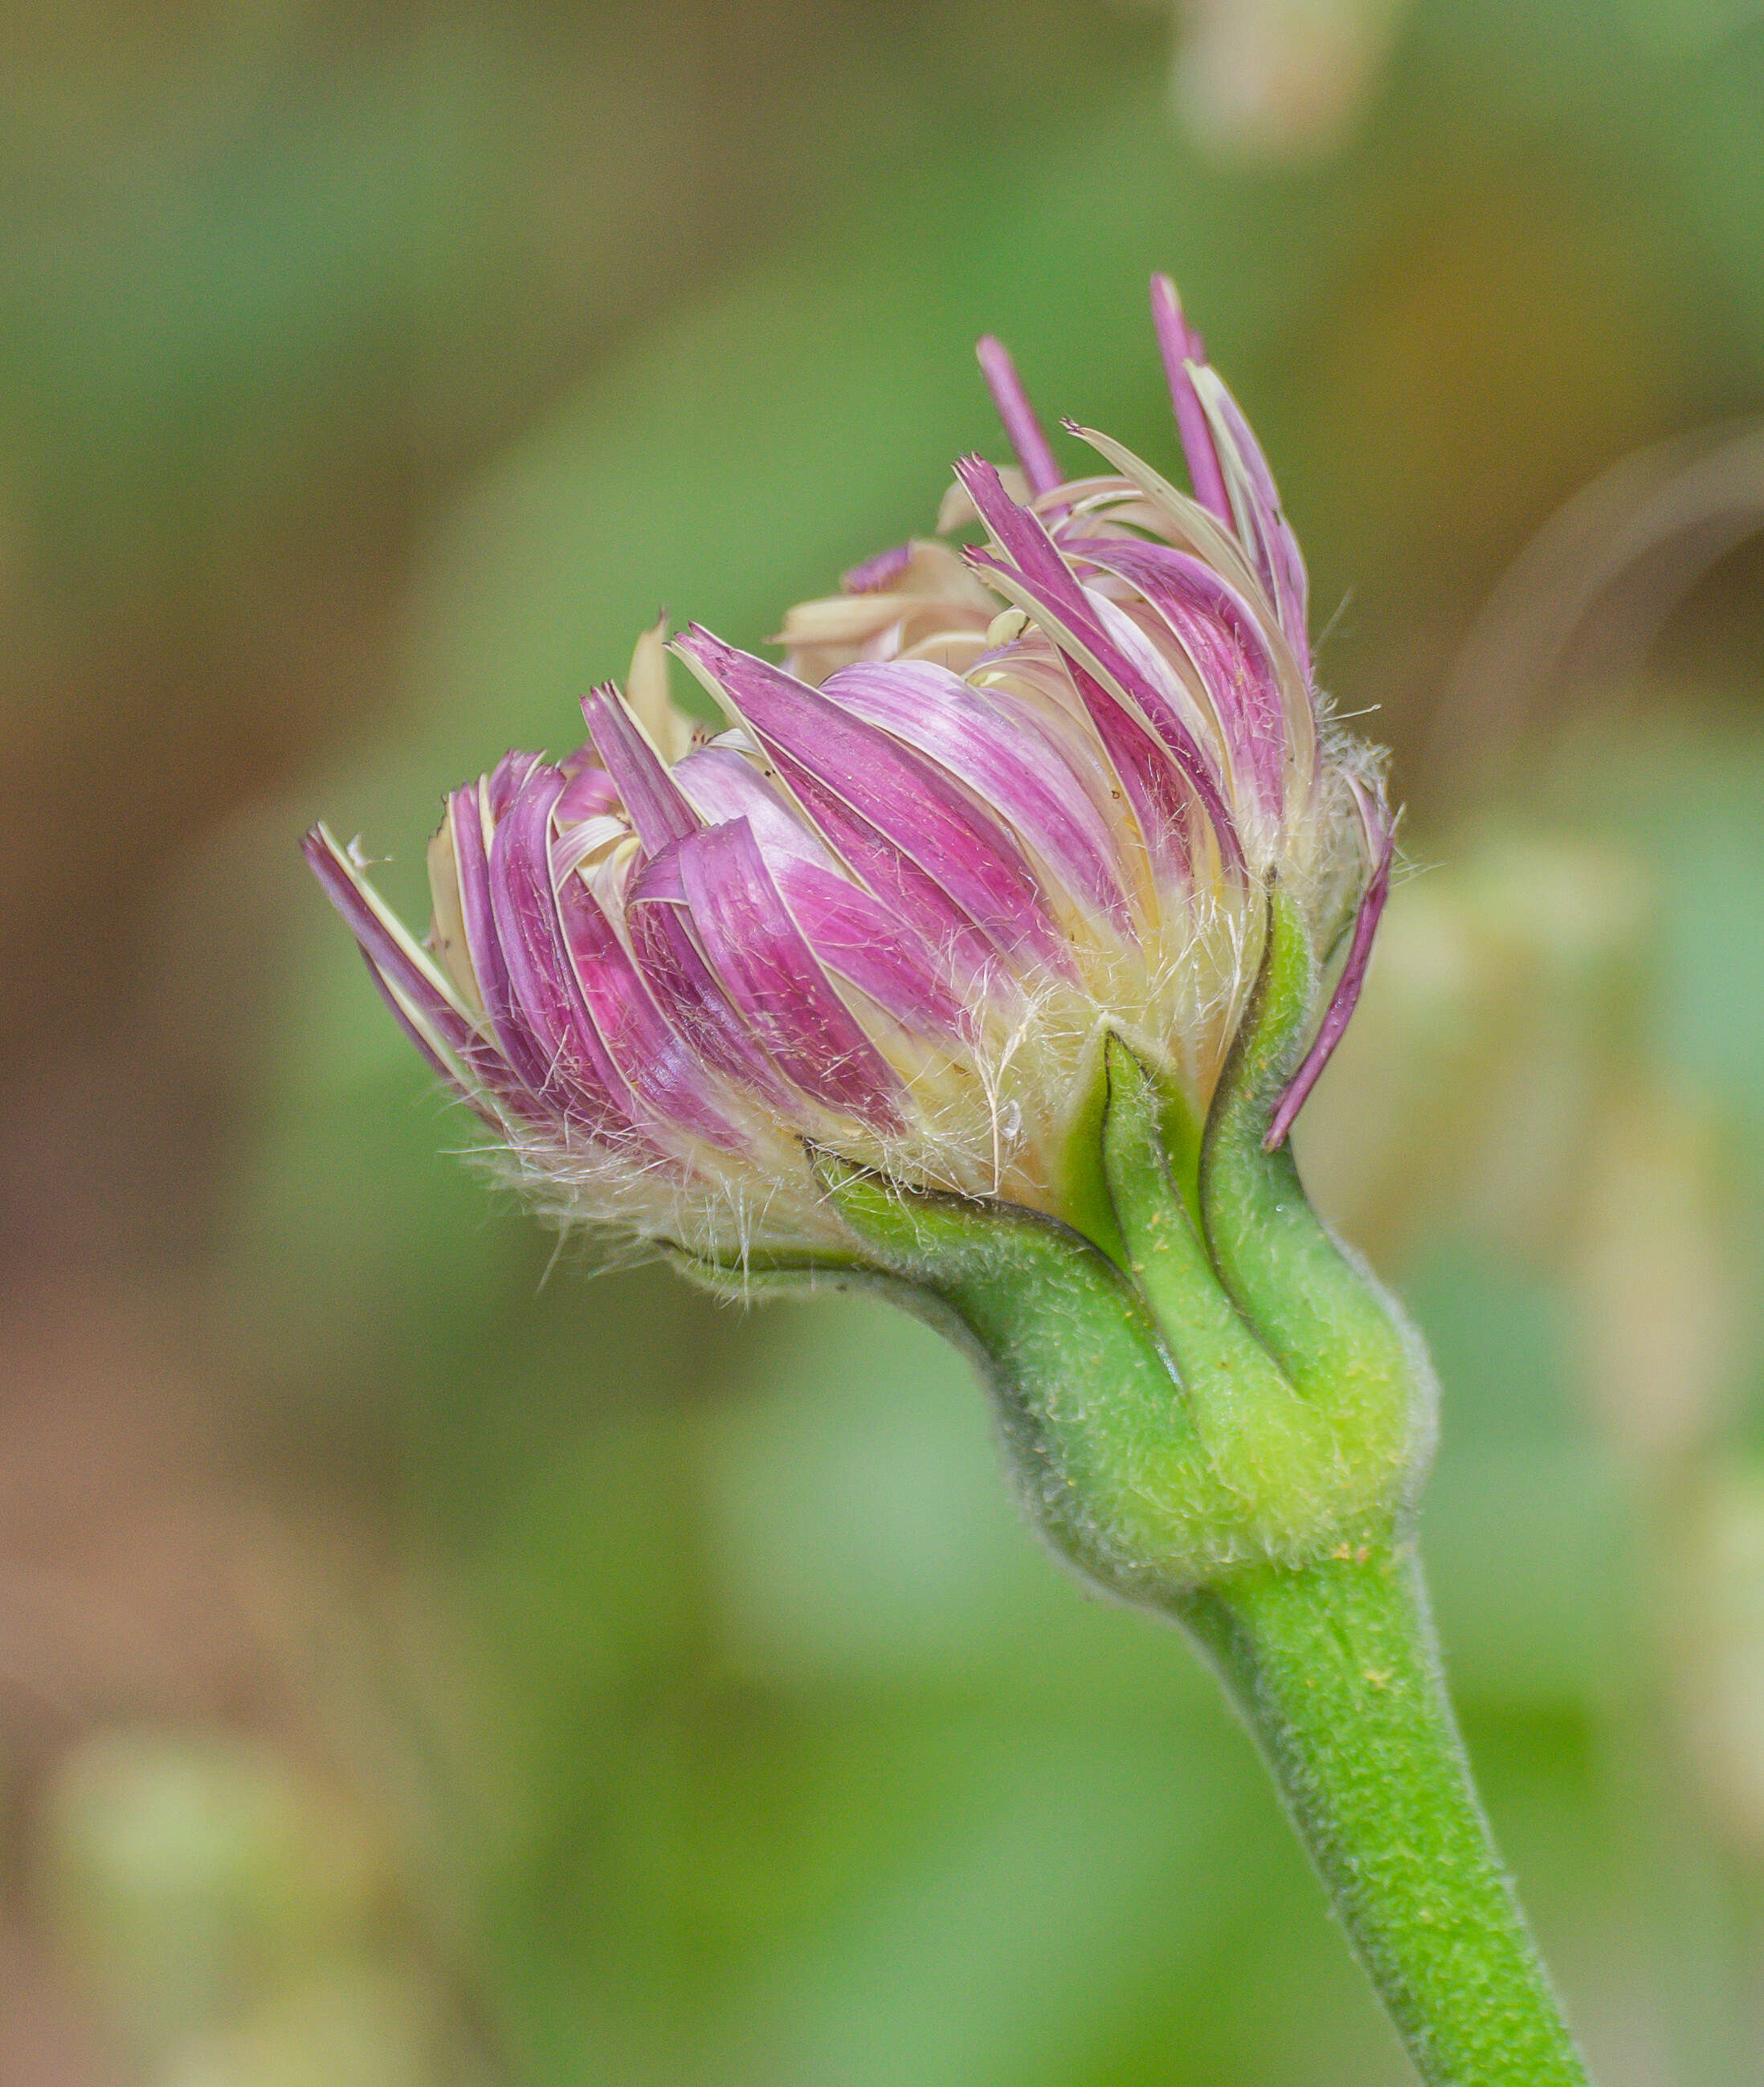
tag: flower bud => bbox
[305,279,1430,1595]
[306,278,1390,1272]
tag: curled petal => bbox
[553,868,744,1150]
[956,455,1243,875]
[672,742,836,861]
[488,770,639,1133]
[672,746,970,1035]
[679,819,907,1128]
[1264,783,1394,1150]
[302,826,491,1115]
[774,594,925,648]
[582,684,698,852]
[556,762,620,828]
[1191,366,1311,680]
[768,859,970,1038]
[821,658,1134,932]
[447,782,554,1109]
[841,541,913,594]
[1068,423,1319,798]
[626,843,802,1113]
[672,627,1075,983]
[965,551,1205,880]
[1066,656,1199,884]
[1065,536,1287,819]
[487,749,546,820]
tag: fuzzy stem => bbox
[1175,1539,1591,2086]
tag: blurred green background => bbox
[5,1,1764,2081]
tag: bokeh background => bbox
[6,1,1764,2081]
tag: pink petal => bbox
[678,819,907,1128]
[956,455,1243,874]
[448,780,555,1109]
[553,868,745,1151]
[488,769,640,1135]
[975,335,1064,498]
[487,749,546,820]
[674,627,1075,983]
[301,826,477,1066]
[1065,536,1286,818]
[582,684,697,852]
[821,658,1134,931]
[673,747,970,1034]
[625,842,802,1113]
[1149,274,1232,526]
[1062,656,1197,884]
[1194,370,1311,680]
[672,744,835,863]
[555,761,620,827]
[768,857,971,1038]
[841,542,913,594]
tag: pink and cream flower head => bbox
[305,277,1392,1260]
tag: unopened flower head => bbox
[305,277,1392,1260]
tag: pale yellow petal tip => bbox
[626,616,696,762]
[426,811,484,1015]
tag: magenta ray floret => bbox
[304,278,1392,1254]
[975,334,1064,499]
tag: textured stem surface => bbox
[1177,1541,1591,2086]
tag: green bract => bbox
[680,892,1435,1606]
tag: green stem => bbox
[1175,1538,1591,2086]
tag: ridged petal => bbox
[956,456,1243,875]
[1063,426,1267,611]
[1191,366,1311,680]
[820,659,1134,932]
[582,684,697,852]
[302,824,476,1064]
[673,627,1074,983]
[671,743,834,860]
[488,769,638,1134]
[487,749,546,820]
[1066,536,1286,819]
[769,859,970,1038]
[555,761,620,827]
[446,782,557,1116]
[303,825,496,1117]
[552,865,744,1151]
[1066,424,1317,794]
[962,552,1199,882]
[672,746,970,1035]
[678,819,906,1129]
[625,843,801,1112]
